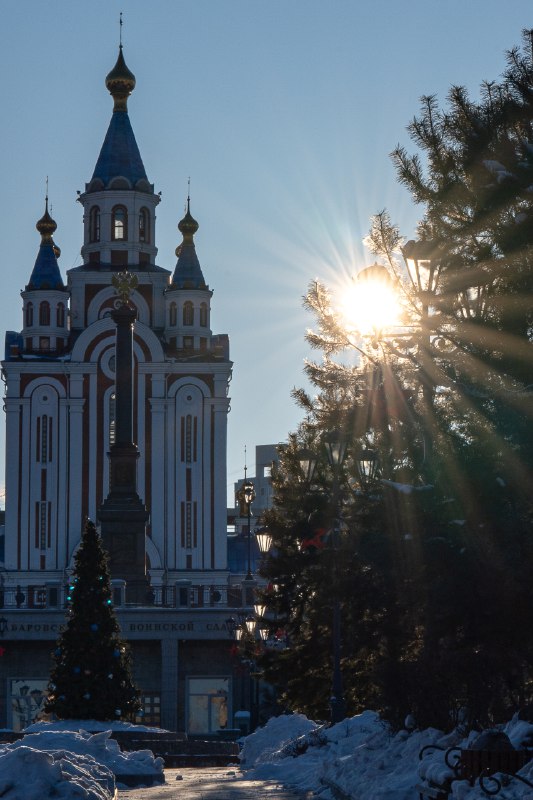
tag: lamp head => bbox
[258,626,269,642]
[401,239,439,296]
[254,602,266,618]
[324,430,348,468]
[357,448,379,484]
[342,262,401,339]
[255,526,273,554]
[245,614,256,636]
[243,479,255,506]
[297,448,317,483]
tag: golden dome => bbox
[36,198,57,243]
[105,46,136,112]
[178,200,199,244]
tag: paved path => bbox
[118,768,306,800]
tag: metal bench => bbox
[416,745,454,799]
[417,741,533,798]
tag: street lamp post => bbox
[299,436,348,724]
[352,251,444,463]
[324,430,348,725]
[297,434,378,724]
[400,240,445,456]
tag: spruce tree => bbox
[259,29,533,731]
[45,520,141,721]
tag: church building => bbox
[0,46,246,734]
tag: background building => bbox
[0,46,256,735]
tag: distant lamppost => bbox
[242,480,256,582]
[227,610,263,731]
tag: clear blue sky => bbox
[1,1,532,506]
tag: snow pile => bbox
[0,745,114,800]
[10,729,164,778]
[26,719,168,733]
[240,712,533,800]
[0,724,166,800]
[240,712,316,767]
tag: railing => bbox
[0,585,61,610]
[0,583,251,611]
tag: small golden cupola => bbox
[36,199,61,259]
[171,199,208,289]
[105,45,136,112]
[36,198,57,242]
[176,199,199,252]
[26,198,65,291]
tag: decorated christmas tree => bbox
[45,519,141,721]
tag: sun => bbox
[339,263,402,338]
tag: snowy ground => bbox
[5,711,533,799]
[239,711,533,800]
[0,721,165,800]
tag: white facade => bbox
[1,46,232,594]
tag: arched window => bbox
[169,301,177,327]
[200,302,208,327]
[40,415,49,463]
[112,205,128,241]
[56,303,65,327]
[39,301,50,326]
[26,302,34,327]
[89,206,100,242]
[183,301,194,326]
[139,208,150,243]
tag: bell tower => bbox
[77,46,160,273]
[21,199,69,356]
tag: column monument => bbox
[98,270,151,604]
